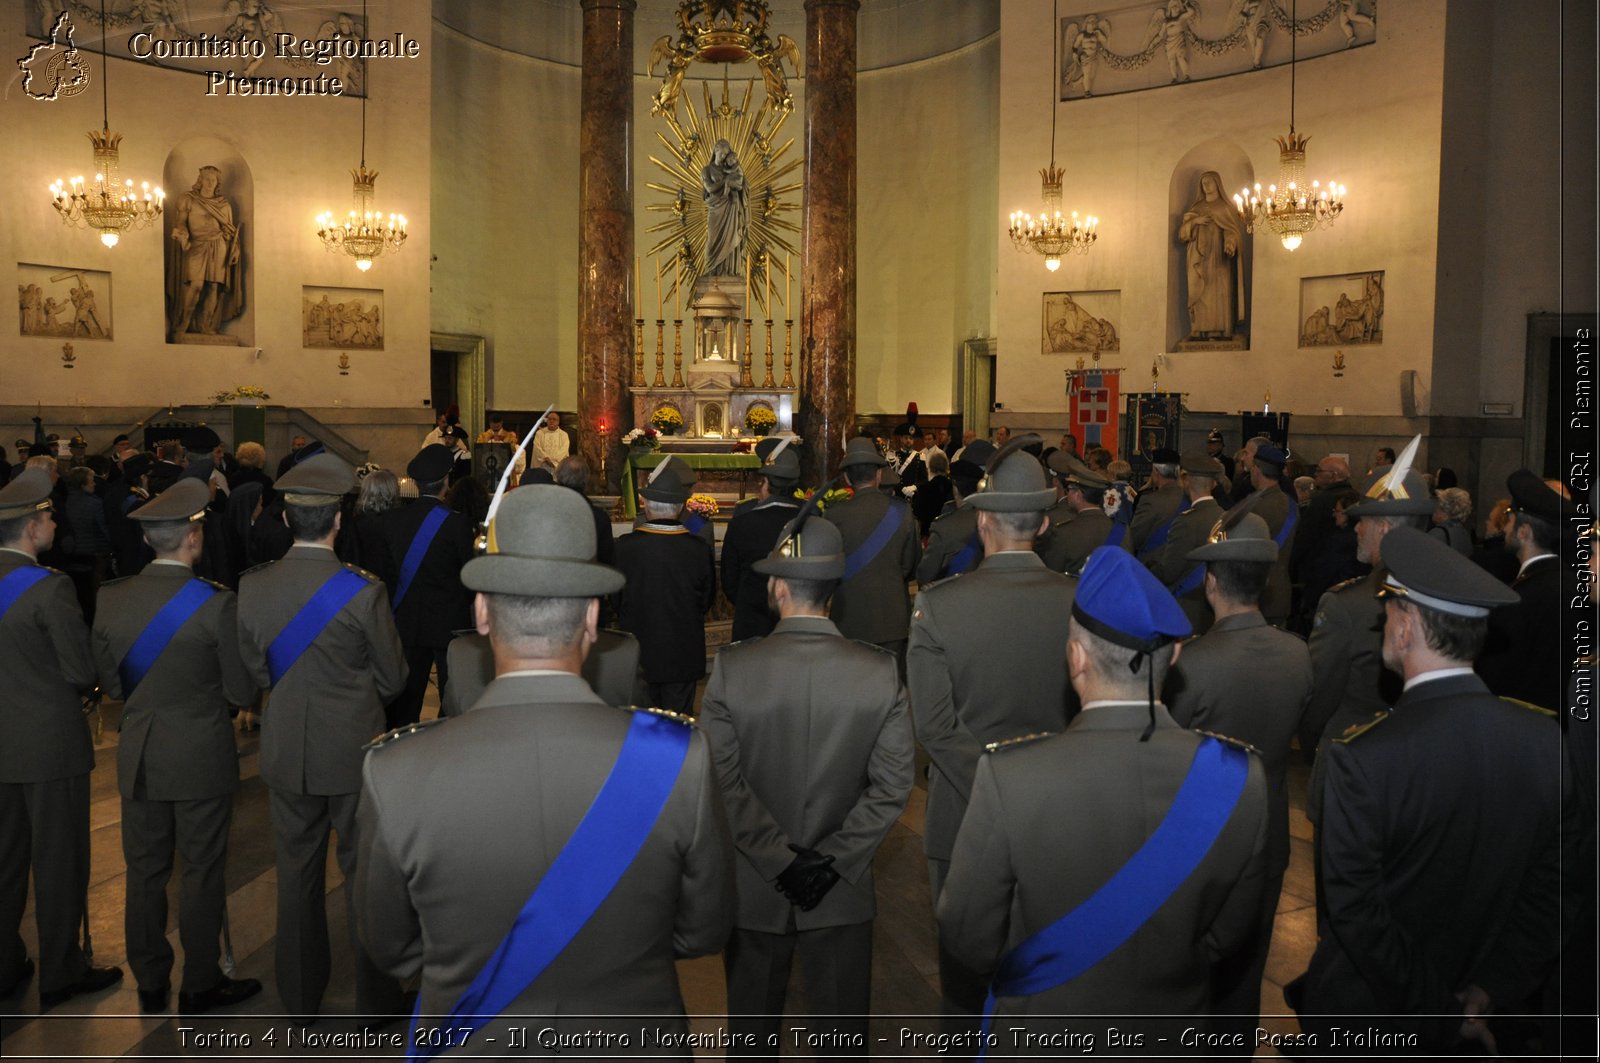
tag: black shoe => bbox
[179,976,262,1014]
[39,965,123,1010]
[137,984,169,1013]
[0,957,35,998]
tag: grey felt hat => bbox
[966,435,1056,512]
[840,437,889,469]
[129,479,209,524]
[0,469,53,521]
[754,515,846,580]
[1047,449,1111,490]
[756,444,801,481]
[1347,466,1436,517]
[1186,511,1278,563]
[640,457,693,504]
[461,485,625,597]
[1180,448,1224,477]
[277,453,355,505]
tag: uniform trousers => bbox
[0,775,91,994]
[1206,865,1285,1054]
[725,921,873,1060]
[387,642,450,730]
[928,856,988,1029]
[121,792,232,994]
[647,680,698,717]
[268,789,404,1017]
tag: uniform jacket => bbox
[826,491,920,646]
[1166,611,1312,874]
[719,496,800,642]
[939,703,1268,1019]
[700,616,913,932]
[1036,505,1126,574]
[355,673,733,1052]
[1300,673,1567,1049]
[93,562,257,801]
[376,497,475,649]
[1146,496,1222,633]
[1477,555,1564,712]
[1129,480,1183,555]
[440,629,646,716]
[908,551,1078,861]
[0,550,96,783]
[916,503,980,587]
[1249,485,1296,624]
[237,543,407,795]
[613,521,717,684]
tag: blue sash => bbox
[118,578,217,698]
[0,566,49,618]
[1136,495,1192,560]
[265,568,370,686]
[683,511,707,536]
[977,738,1248,1055]
[842,503,905,581]
[393,505,450,610]
[1274,493,1299,547]
[1171,499,1296,598]
[1104,520,1129,549]
[947,533,982,577]
[411,711,691,1061]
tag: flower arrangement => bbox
[214,385,271,403]
[650,406,684,433]
[744,405,777,434]
[685,493,720,518]
[794,485,855,511]
[622,426,660,450]
[732,439,753,454]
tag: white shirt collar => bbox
[496,668,580,679]
[1402,666,1477,693]
[1517,552,1556,578]
[149,558,193,570]
[293,542,337,552]
[0,546,36,561]
[1081,699,1158,711]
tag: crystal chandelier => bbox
[48,0,163,247]
[1008,0,1097,270]
[1233,0,1345,250]
[315,0,406,271]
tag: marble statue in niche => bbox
[1178,170,1246,343]
[1149,0,1198,84]
[167,165,245,343]
[701,139,748,279]
[1064,15,1112,96]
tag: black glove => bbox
[775,844,840,912]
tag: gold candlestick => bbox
[740,318,755,388]
[633,318,646,387]
[671,317,685,387]
[653,318,666,387]
[762,317,775,388]
[782,319,794,388]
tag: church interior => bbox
[1,0,1596,1056]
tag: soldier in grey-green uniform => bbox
[236,453,407,1020]
[1129,447,1184,555]
[1036,450,1126,573]
[1239,443,1297,627]
[355,485,733,1053]
[908,436,1080,1022]
[0,469,123,1009]
[916,439,994,587]
[440,627,646,716]
[827,438,920,658]
[701,510,914,1053]
[1303,460,1434,826]
[1146,448,1227,634]
[91,478,261,1014]
[1165,510,1311,1042]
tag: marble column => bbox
[799,0,859,485]
[578,0,635,490]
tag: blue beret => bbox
[1072,546,1192,651]
[1254,443,1289,469]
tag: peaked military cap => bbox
[752,436,786,463]
[967,434,1055,512]
[290,439,326,466]
[1047,449,1111,490]
[277,453,355,505]
[893,422,915,437]
[1072,546,1192,651]
[408,444,456,484]
[1506,468,1575,523]
[1206,428,1225,444]
[840,437,889,469]
[1150,447,1182,466]
[1347,464,1435,517]
[640,456,693,504]
[1180,448,1224,477]
[1187,511,1276,563]
[130,478,209,524]
[0,469,54,520]
[754,514,846,580]
[462,484,624,597]
[1377,525,1519,618]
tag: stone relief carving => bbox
[1300,270,1383,346]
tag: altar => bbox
[620,449,761,517]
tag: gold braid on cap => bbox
[774,474,840,559]
[1205,492,1260,544]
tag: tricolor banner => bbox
[1067,369,1120,459]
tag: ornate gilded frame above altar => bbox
[1058,0,1375,101]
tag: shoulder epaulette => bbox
[1499,696,1558,718]
[1194,729,1262,756]
[719,635,766,651]
[35,564,65,577]
[985,731,1056,754]
[199,577,230,592]
[921,571,964,592]
[364,717,448,752]
[1327,574,1367,595]
[239,560,276,578]
[628,705,697,727]
[1333,710,1389,744]
[100,574,135,588]
[342,562,380,582]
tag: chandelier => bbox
[315,0,406,271]
[48,0,163,247]
[1007,0,1096,270]
[1233,0,1345,250]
